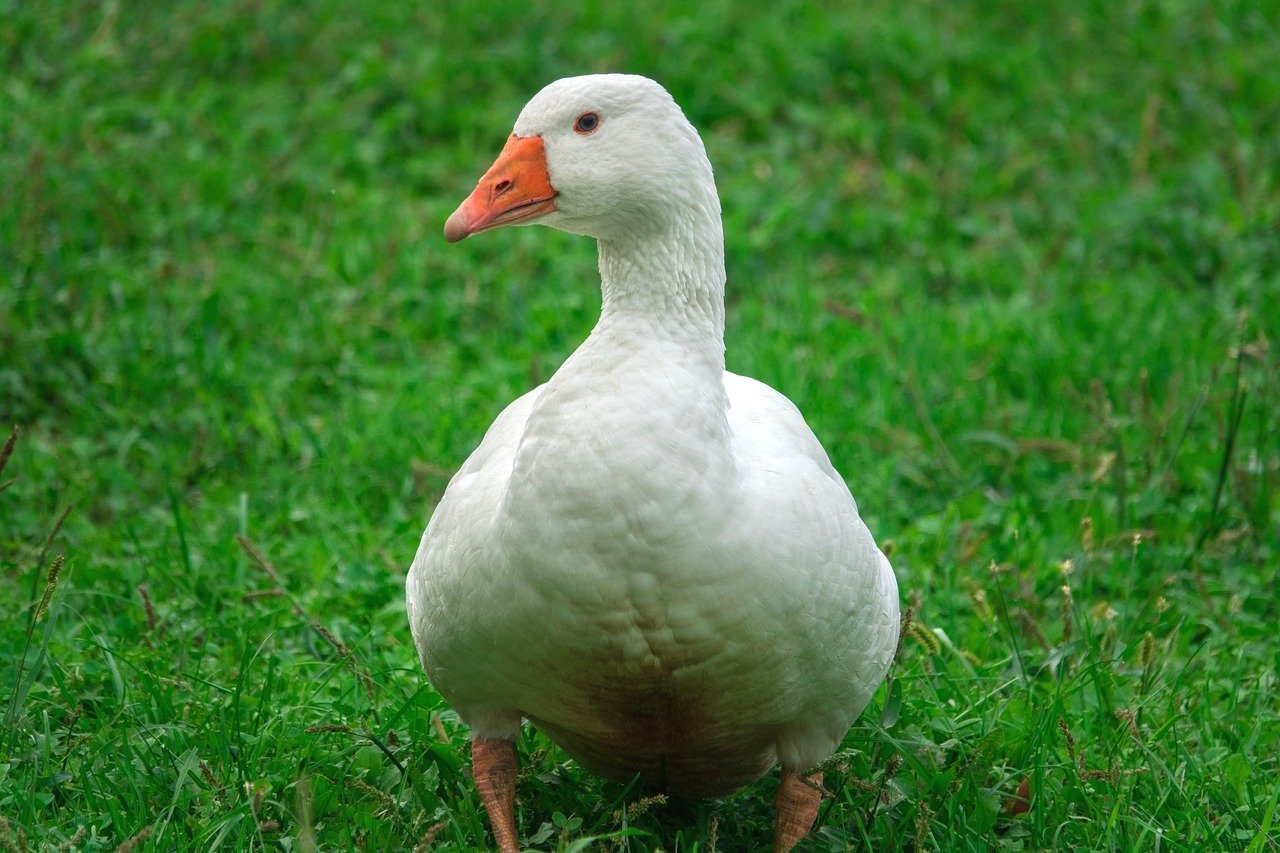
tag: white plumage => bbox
[407,74,899,803]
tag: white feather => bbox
[407,74,899,797]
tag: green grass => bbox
[2,0,1279,849]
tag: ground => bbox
[2,1,1278,850]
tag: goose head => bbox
[444,74,718,244]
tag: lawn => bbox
[2,1,1279,850]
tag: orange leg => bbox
[774,767,824,853]
[472,738,520,853]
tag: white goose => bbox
[407,74,900,852]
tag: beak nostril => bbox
[447,134,554,241]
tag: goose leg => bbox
[773,767,823,853]
[472,738,520,853]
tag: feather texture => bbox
[407,73,899,798]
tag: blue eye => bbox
[574,112,600,134]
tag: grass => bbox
[2,0,1278,849]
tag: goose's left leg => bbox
[773,767,823,853]
[472,738,520,853]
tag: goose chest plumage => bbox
[406,73,900,852]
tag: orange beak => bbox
[444,134,558,243]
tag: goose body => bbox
[407,73,900,846]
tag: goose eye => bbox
[574,112,600,134]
